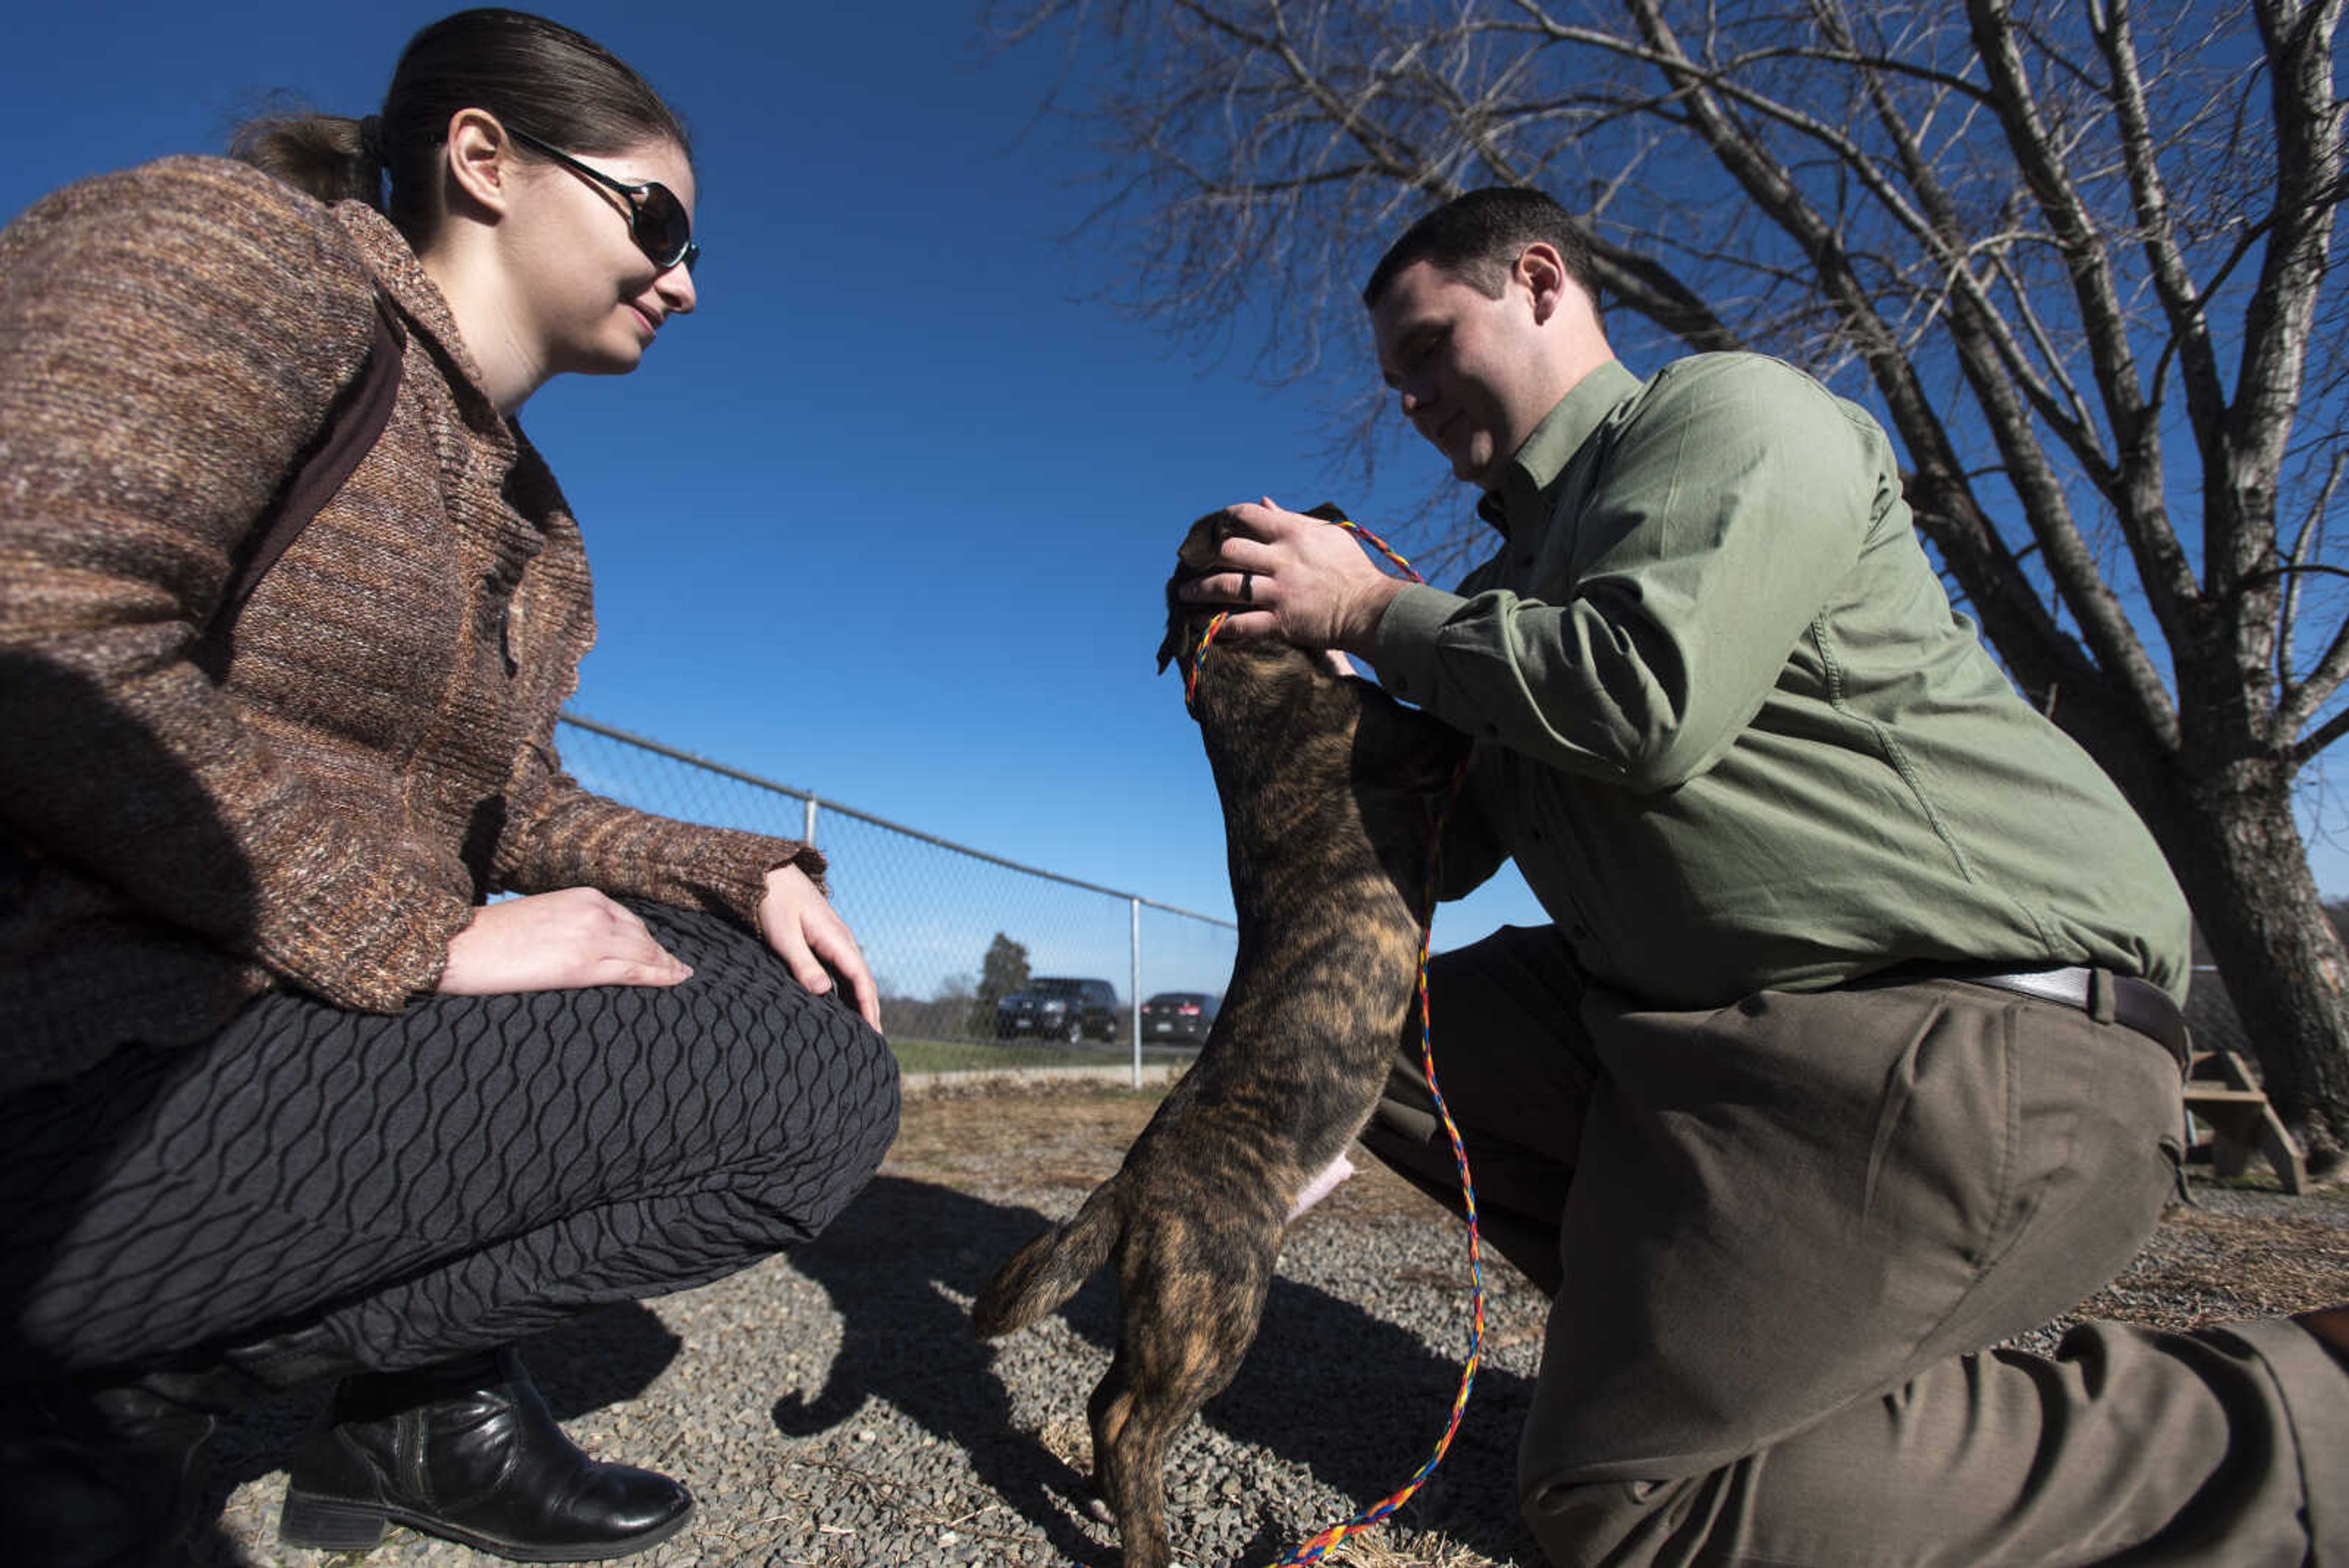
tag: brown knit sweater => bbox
[0,157,822,1091]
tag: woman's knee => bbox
[692,981,898,1175]
[581,908,901,1214]
[620,994,897,1256]
[777,1011,899,1213]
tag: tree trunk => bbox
[2147,756,2349,1170]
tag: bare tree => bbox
[1002,0,2349,1162]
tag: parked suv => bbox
[995,976,1119,1043]
[1138,991,1220,1045]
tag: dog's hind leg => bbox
[1100,1229,1279,1568]
[1091,1358,1186,1568]
[1085,1350,1135,1529]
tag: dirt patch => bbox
[888,1078,1448,1222]
[886,1079,1164,1195]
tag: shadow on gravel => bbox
[773,1176,1109,1563]
[188,1301,683,1561]
[1212,1268,1540,1565]
[776,1175,1542,1564]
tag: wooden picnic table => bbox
[2183,1049,2307,1194]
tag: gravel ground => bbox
[190,1077,2349,1568]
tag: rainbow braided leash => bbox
[1271,752,1479,1566]
[1179,512,1486,1565]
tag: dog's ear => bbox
[1176,509,1235,573]
[1160,510,1237,674]
[1154,609,1188,675]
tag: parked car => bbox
[1138,990,1220,1045]
[995,976,1119,1043]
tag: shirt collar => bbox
[1475,359,1642,536]
[332,200,506,430]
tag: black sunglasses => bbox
[507,126,699,275]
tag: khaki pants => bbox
[1361,925,2347,1566]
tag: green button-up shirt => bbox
[1369,354,2189,1008]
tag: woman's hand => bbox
[759,863,882,1031]
[437,887,692,994]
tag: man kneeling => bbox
[1182,186,2347,1565]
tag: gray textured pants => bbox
[1361,924,2346,1567]
[0,901,900,1383]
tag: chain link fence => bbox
[555,713,1236,1079]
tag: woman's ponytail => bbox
[228,113,386,211]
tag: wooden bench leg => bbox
[2184,1076,2307,1195]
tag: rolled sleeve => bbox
[494,739,826,931]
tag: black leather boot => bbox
[276,1347,692,1561]
[0,1380,220,1568]
[0,1320,363,1567]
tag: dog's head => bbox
[1159,505,1473,901]
[1156,503,1355,683]
[1155,510,1238,682]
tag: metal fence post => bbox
[804,797,818,846]
[1129,897,1142,1089]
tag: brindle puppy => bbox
[973,508,1469,1568]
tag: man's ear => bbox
[1518,242,1570,326]
[442,108,519,220]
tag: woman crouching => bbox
[0,9,898,1562]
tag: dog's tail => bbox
[972,1178,1125,1338]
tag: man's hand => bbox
[1178,499,1409,655]
[439,887,692,994]
[757,863,882,1031]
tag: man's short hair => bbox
[1362,187,1601,316]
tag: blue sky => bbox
[0,0,1553,976]
[6,1,2342,992]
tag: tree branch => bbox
[1966,0,2202,683]
[2229,0,2347,585]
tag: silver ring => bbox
[1239,571,1254,604]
